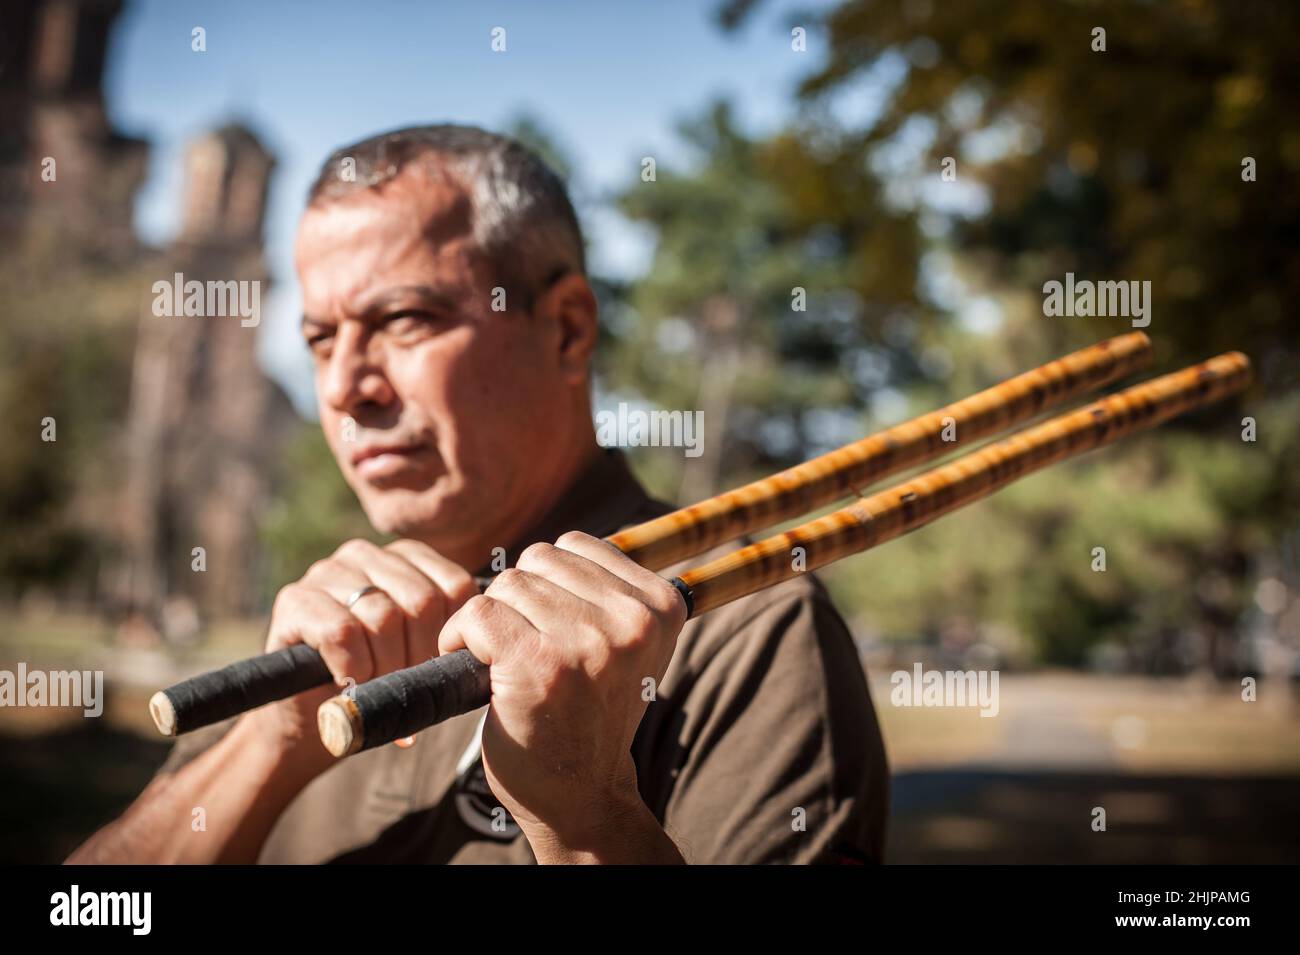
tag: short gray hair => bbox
[307,124,586,312]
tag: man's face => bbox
[295,164,575,559]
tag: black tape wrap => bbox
[162,644,332,734]
[354,648,492,751]
[670,576,695,618]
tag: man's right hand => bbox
[66,538,476,864]
[248,538,478,775]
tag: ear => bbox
[536,272,599,386]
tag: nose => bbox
[318,322,395,416]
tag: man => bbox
[68,124,889,864]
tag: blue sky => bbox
[103,0,846,412]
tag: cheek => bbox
[384,333,490,460]
[442,329,559,472]
[436,327,543,416]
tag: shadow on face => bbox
[294,163,597,565]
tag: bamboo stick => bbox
[611,331,1153,570]
[152,333,1150,737]
[317,351,1250,758]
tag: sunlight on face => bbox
[294,165,568,560]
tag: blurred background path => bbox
[875,673,1300,863]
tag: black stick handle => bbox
[316,578,696,757]
[150,576,494,737]
[317,649,492,756]
[150,644,331,736]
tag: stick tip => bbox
[317,695,363,758]
[149,691,177,737]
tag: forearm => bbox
[66,714,328,865]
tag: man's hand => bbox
[436,531,689,863]
[68,538,477,865]
[254,538,478,775]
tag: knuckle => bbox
[555,530,592,550]
[385,537,427,556]
[579,634,614,674]
[619,598,658,641]
[302,558,331,581]
[492,567,529,593]
[649,578,685,617]
[460,593,493,626]
[516,541,554,571]
[335,538,371,560]
[271,583,301,617]
[532,652,571,696]
[534,668,562,697]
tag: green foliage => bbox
[606,99,931,502]
[784,0,1300,381]
[258,425,377,603]
[597,0,1300,666]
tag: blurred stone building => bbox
[120,123,300,635]
[1,0,147,255]
[2,0,300,639]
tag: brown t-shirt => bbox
[157,449,890,863]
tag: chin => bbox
[365,507,434,539]
[352,472,458,536]
[361,492,461,541]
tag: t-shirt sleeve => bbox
[654,584,889,864]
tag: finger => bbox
[437,594,539,672]
[267,583,375,687]
[513,540,641,609]
[551,531,686,620]
[384,539,480,661]
[300,553,372,599]
[343,586,407,679]
[336,539,446,666]
[385,540,479,610]
[484,567,597,638]
[309,545,409,678]
[483,568,626,677]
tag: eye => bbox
[383,310,440,337]
[304,327,335,357]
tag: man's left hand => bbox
[436,530,688,862]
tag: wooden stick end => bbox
[149,691,177,737]
[317,695,364,758]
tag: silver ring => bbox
[345,584,385,610]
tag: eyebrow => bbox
[301,284,464,328]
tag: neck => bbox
[434,436,603,572]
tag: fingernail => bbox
[395,735,416,748]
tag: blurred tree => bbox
[259,426,375,602]
[0,236,143,603]
[723,0,1299,385]
[608,98,929,502]
[600,0,1300,668]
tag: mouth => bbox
[350,441,431,481]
